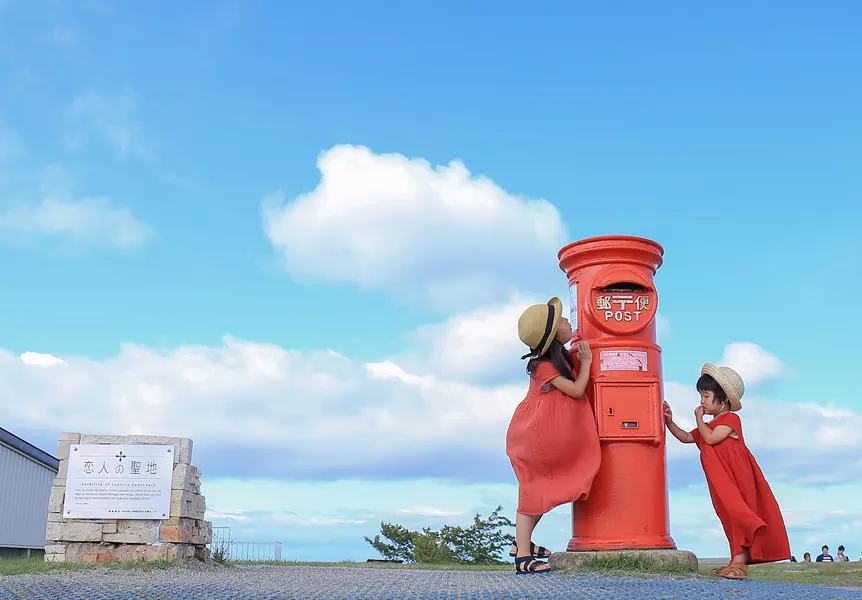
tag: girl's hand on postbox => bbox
[663,402,673,425]
[575,341,592,365]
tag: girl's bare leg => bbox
[731,547,751,565]
[510,514,544,555]
[514,513,550,571]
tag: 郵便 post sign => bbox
[63,444,173,519]
[589,287,656,334]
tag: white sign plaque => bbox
[599,350,648,372]
[64,444,173,519]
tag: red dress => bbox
[506,360,601,515]
[691,412,791,563]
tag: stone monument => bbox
[44,432,213,563]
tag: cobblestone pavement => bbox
[1,565,860,599]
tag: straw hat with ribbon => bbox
[701,363,745,411]
[518,297,563,360]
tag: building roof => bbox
[0,427,59,472]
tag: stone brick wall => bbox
[44,432,213,563]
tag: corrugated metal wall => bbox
[0,442,57,549]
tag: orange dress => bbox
[505,359,601,515]
[691,412,791,563]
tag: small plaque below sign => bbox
[600,350,648,372]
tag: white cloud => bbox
[1,336,523,482]
[401,293,543,384]
[3,333,856,487]
[261,145,568,309]
[20,351,65,367]
[399,295,670,385]
[0,196,151,248]
[719,341,786,385]
[68,87,145,158]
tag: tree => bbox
[364,505,515,564]
[440,505,515,565]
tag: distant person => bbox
[803,552,811,562]
[506,298,600,574]
[816,545,834,562]
[789,555,797,562]
[836,545,849,562]
[664,364,791,580]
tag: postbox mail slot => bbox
[594,382,658,440]
[601,282,648,293]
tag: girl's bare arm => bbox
[696,423,734,446]
[667,420,694,444]
[549,363,591,399]
[664,402,694,443]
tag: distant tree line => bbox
[364,505,515,565]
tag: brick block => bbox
[63,543,108,563]
[170,490,206,519]
[171,463,200,492]
[58,432,82,443]
[47,486,65,513]
[102,523,118,534]
[56,441,73,460]
[44,553,66,563]
[46,521,103,542]
[165,544,196,560]
[102,520,159,544]
[159,517,211,544]
[57,459,68,479]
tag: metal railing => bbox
[207,526,283,562]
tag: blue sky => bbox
[1,0,860,562]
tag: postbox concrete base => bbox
[548,549,699,572]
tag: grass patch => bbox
[238,560,512,571]
[568,553,696,576]
[0,557,87,576]
[700,562,862,588]
[0,557,177,576]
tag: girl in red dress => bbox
[664,363,791,580]
[505,297,601,574]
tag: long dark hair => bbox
[526,339,576,381]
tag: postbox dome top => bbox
[518,297,563,360]
[701,363,745,411]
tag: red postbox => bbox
[557,235,676,551]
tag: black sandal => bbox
[514,555,551,574]
[509,542,551,559]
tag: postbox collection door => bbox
[593,382,660,443]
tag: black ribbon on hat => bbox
[520,301,556,360]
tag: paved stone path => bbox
[1,565,860,599]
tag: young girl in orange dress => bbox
[664,363,791,580]
[505,297,601,574]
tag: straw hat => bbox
[701,363,745,411]
[518,297,563,360]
